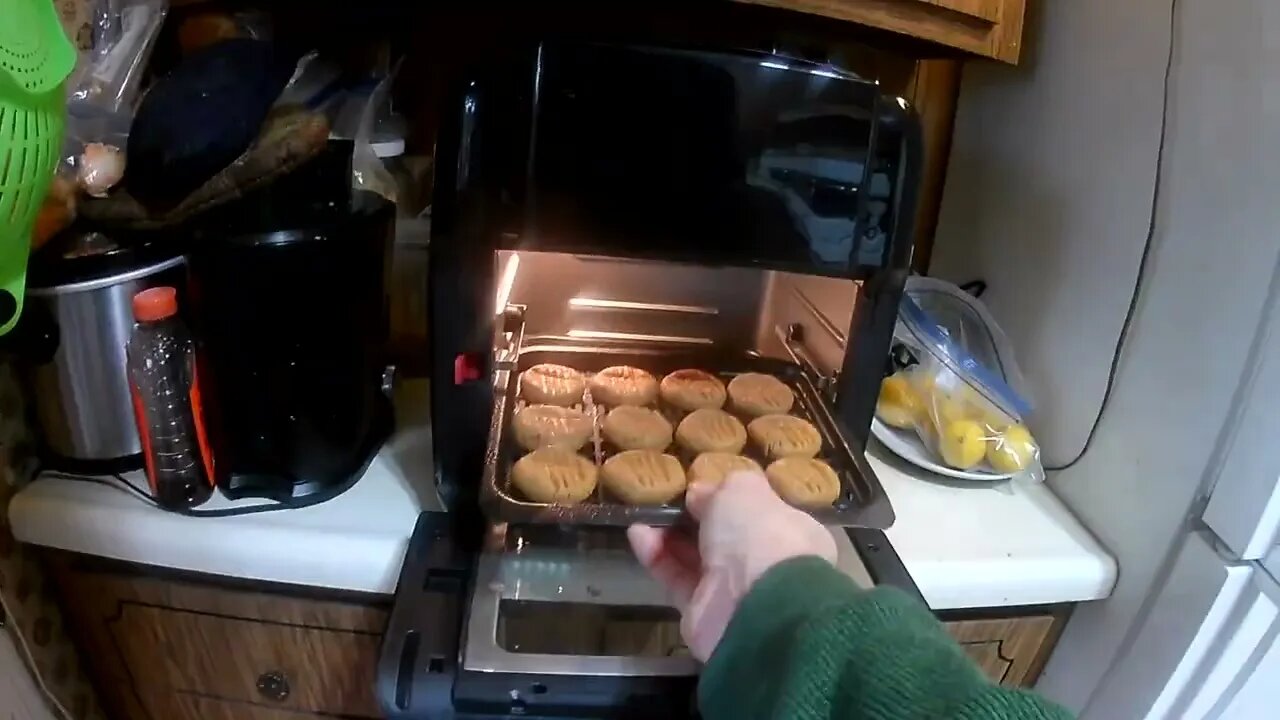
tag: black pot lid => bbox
[27,227,186,293]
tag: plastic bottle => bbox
[126,286,213,509]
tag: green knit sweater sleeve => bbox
[698,557,1072,720]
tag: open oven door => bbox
[377,513,923,719]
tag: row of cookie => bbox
[515,403,825,458]
[521,363,796,415]
[511,448,842,509]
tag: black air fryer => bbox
[185,144,395,504]
[379,42,923,718]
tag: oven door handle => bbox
[377,512,468,719]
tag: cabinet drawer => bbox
[111,603,381,718]
[944,615,1056,687]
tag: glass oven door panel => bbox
[522,43,891,277]
[498,601,685,659]
[463,526,697,676]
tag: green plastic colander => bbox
[0,0,75,335]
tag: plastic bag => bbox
[62,0,167,198]
[69,0,167,115]
[877,279,1044,482]
[274,52,344,110]
[349,71,399,202]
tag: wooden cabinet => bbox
[733,0,1028,63]
[943,612,1066,687]
[46,552,1065,720]
[44,553,389,720]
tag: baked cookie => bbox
[686,452,763,487]
[588,366,659,407]
[511,448,598,504]
[727,373,795,417]
[747,414,822,459]
[601,450,686,505]
[521,364,585,406]
[660,369,727,411]
[513,405,593,451]
[676,409,747,454]
[602,406,673,451]
[765,457,841,508]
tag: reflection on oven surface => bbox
[498,600,686,658]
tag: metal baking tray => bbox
[481,337,894,529]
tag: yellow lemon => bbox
[915,411,940,449]
[986,424,1038,473]
[931,395,973,426]
[880,373,919,408]
[967,397,1013,433]
[876,403,916,429]
[905,369,938,397]
[876,374,922,429]
[939,419,987,470]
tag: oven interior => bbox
[463,249,884,678]
[495,249,858,362]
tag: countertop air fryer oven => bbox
[379,41,924,718]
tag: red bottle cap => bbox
[132,287,178,322]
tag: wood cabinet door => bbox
[45,553,389,720]
[733,0,1028,63]
[945,615,1058,687]
[110,603,382,718]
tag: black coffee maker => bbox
[185,144,395,505]
[380,42,921,718]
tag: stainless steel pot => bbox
[20,231,185,469]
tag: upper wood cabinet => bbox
[733,0,1028,63]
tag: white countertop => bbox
[8,383,1115,609]
[870,445,1116,609]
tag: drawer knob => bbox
[257,671,290,702]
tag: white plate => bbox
[870,418,1015,482]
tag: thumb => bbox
[626,524,700,609]
[627,523,666,567]
[686,470,773,520]
[683,479,724,521]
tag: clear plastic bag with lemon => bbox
[877,284,1043,482]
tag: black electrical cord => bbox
[35,467,162,507]
[35,398,392,516]
[47,470,338,517]
[1046,0,1179,472]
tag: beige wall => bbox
[931,0,1280,713]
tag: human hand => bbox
[627,471,837,661]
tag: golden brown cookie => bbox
[686,452,763,487]
[765,457,841,508]
[513,405,593,451]
[601,450,687,505]
[520,364,585,406]
[676,409,748,454]
[659,369,727,411]
[588,366,659,406]
[747,414,822,459]
[727,373,795,417]
[511,448,598,504]
[602,406,673,451]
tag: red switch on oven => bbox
[454,353,484,385]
